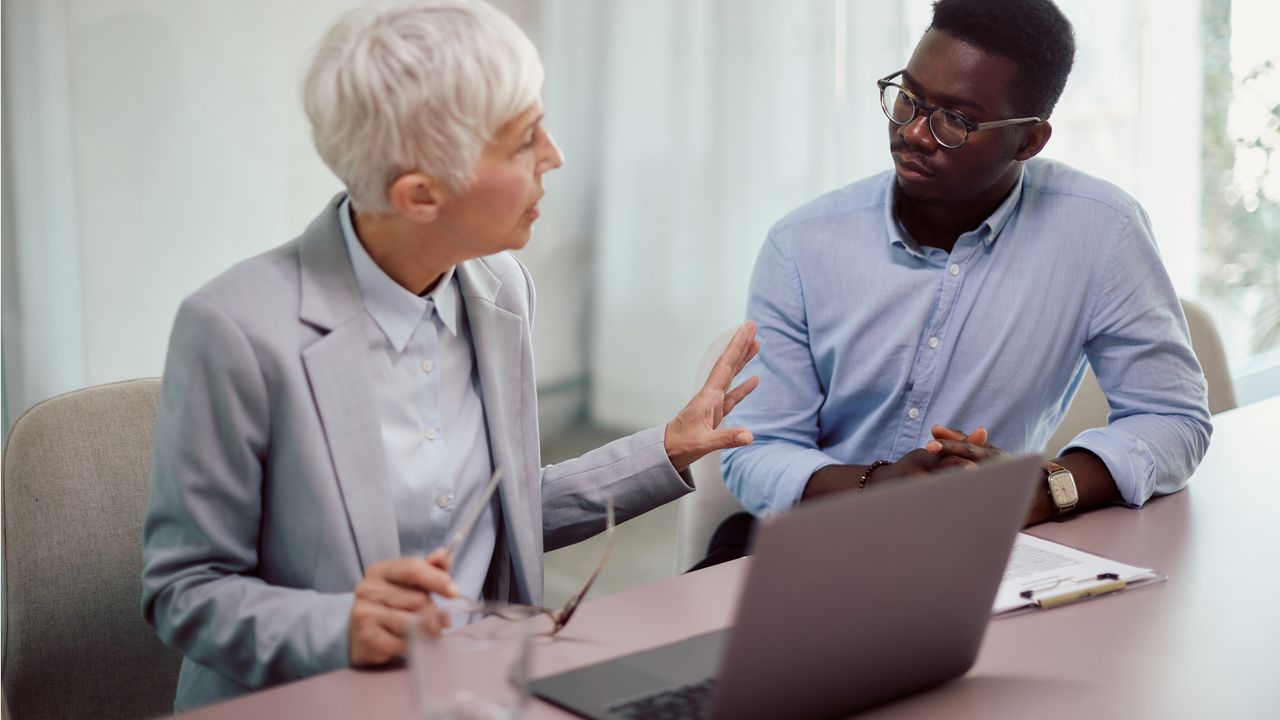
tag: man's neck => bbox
[895,168,1021,253]
[352,211,460,296]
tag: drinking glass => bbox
[407,603,538,720]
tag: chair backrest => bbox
[675,330,748,573]
[2,379,182,720]
[1045,298,1237,455]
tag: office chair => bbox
[677,299,1237,572]
[1046,298,1237,455]
[2,379,182,719]
[676,330,748,573]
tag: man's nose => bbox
[898,113,937,152]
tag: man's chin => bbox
[894,173,946,204]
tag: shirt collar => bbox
[339,197,460,352]
[883,167,1026,254]
[979,169,1025,246]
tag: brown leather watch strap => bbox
[1042,460,1077,517]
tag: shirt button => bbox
[949,264,960,276]
[908,407,920,420]
[436,494,451,509]
[927,336,939,349]
[424,427,438,441]
[421,359,434,373]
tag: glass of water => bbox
[407,602,539,720]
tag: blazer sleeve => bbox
[141,294,353,690]
[539,427,693,552]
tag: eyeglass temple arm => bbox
[877,69,907,84]
[973,116,1042,130]
[552,499,616,630]
[442,498,616,633]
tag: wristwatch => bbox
[1043,461,1078,515]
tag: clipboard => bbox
[991,533,1166,615]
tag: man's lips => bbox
[893,153,936,177]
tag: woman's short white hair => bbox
[303,0,544,213]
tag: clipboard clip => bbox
[1019,573,1125,608]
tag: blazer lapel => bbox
[298,195,400,571]
[456,259,540,602]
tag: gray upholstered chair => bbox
[675,330,748,572]
[1045,297,1237,454]
[676,299,1237,572]
[2,379,182,719]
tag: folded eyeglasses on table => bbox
[439,468,616,637]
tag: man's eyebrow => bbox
[900,70,989,117]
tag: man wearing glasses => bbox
[706,0,1211,565]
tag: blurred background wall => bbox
[4,0,1278,435]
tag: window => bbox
[1199,0,1280,402]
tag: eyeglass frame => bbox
[876,70,1042,149]
[446,487,616,638]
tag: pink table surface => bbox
[182,396,1280,720]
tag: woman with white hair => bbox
[140,0,760,711]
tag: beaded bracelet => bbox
[858,460,890,493]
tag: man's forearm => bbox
[803,464,872,501]
[1026,448,1122,525]
[804,446,976,502]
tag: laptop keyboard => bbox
[608,678,717,720]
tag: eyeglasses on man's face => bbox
[877,70,1042,149]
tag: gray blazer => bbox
[141,195,692,711]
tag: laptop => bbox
[530,454,1041,720]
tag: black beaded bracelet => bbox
[858,460,890,493]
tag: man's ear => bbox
[1015,121,1052,161]
[387,172,447,223]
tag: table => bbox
[183,395,1280,719]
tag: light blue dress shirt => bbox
[722,158,1212,515]
[339,199,496,613]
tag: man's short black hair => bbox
[929,0,1076,119]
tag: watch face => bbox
[1048,473,1078,506]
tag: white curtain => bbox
[2,0,354,426]
[579,0,1226,427]
[0,0,591,431]
[2,0,90,423]
[2,0,1258,429]
[585,0,910,428]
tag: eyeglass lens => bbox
[880,83,970,148]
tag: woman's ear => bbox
[1014,121,1053,161]
[387,172,447,223]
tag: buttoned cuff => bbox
[764,448,842,515]
[1060,427,1156,507]
[634,424,696,499]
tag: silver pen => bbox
[441,468,504,561]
